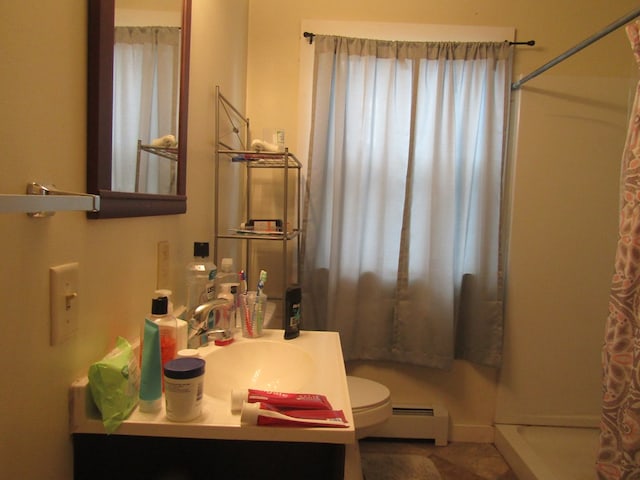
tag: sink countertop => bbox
[69,329,355,445]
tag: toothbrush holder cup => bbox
[240,291,267,338]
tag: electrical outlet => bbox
[50,262,79,345]
[157,241,170,289]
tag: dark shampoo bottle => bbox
[284,286,301,339]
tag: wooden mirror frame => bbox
[86,0,191,218]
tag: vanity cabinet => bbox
[73,434,344,479]
[213,87,302,323]
[70,331,354,480]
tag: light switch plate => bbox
[50,262,79,345]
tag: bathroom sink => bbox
[204,339,315,399]
[69,329,354,445]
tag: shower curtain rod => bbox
[302,31,534,46]
[512,6,640,90]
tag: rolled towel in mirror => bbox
[151,134,177,148]
[251,139,279,152]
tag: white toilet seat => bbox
[347,376,392,439]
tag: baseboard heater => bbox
[372,404,449,446]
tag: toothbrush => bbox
[244,302,253,337]
[239,270,253,336]
[240,270,248,294]
[257,270,267,296]
[255,270,267,332]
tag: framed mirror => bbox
[87,0,191,218]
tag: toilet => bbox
[347,375,392,439]
[344,375,392,480]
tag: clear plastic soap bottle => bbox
[216,258,239,327]
[185,242,217,322]
[216,283,236,332]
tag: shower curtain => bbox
[597,21,640,479]
[302,35,510,369]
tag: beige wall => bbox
[496,73,628,426]
[0,0,247,478]
[245,0,635,440]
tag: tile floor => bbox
[359,438,518,480]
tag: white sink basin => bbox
[69,329,354,445]
[204,340,315,399]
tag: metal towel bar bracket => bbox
[0,182,100,217]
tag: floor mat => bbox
[360,452,442,480]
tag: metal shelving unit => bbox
[135,141,178,193]
[214,87,302,321]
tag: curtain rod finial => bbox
[303,31,315,44]
[509,40,536,46]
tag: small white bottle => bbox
[149,296,177,367]
[216,258,240,328]
[155,289,188,352]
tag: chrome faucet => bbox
[187,298,233,347]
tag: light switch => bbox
[50,262,79,345]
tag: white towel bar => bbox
[0,183,100,217]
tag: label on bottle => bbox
[205,282,216,300]
[289,302,300,328]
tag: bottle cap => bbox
[151,296,168,315]
[155,289,173,312]
[177,348,200,358]
[240,401,261,425]
[138,397,162,413]
[194,242,209,258]
[230,389,249,413]
[163,357,206,380]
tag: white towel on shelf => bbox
[250,138,279,152]
[150,134,177,148]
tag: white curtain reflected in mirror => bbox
[112,26,180,194]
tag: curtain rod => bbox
[302,31,534,47]
[512,6,640,90]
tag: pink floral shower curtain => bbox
[597,21,640,479]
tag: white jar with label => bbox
[163,357,205,422]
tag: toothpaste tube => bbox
[241,402,349,428]
[231,388,333,413]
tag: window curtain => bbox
[302,35,511,369]
[112,26,180,194]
